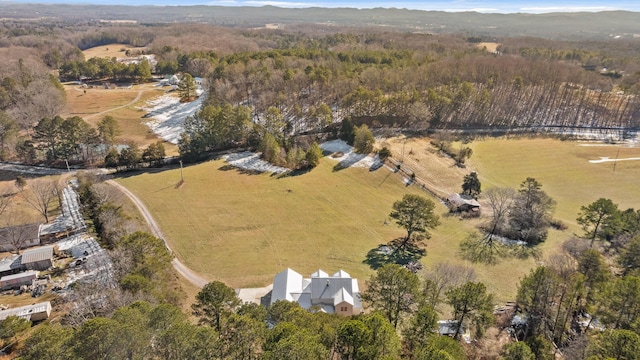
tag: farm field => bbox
[116,159,427,289]
[117,135,640,302]
[117,154,537,302]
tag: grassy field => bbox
[59,84,179,155]
[117,159,426,288]
[82,44,147,60]
[469,138,640,231]
[117,154,546,302]
[115,136,640,303]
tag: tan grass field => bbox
[117,154,545,302]
[0,175,65,227]
[468,138,640,230]
[82,44,147,60]
[476,42,500,52]
[116,136,640,302]
[379,136,468,198]
[59,84,179,155]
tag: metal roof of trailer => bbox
[21,246,54,265]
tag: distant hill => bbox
[1,3,639,40]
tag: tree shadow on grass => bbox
[217,164,263,175]
[459,232,541,265]
[459,234,505,265]
[332,152,366,172]
[273,167,311,179]
[363,237,426,270]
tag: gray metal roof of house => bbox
[21,246,54,265]
[310,277,355,302]
[333,287,354,306]
[271,268,303,303]
[0,255,23,272]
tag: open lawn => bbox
[379,136,468,199]
[114,136,640,303]
[476,42,500,53]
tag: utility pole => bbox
[613,149,620,172]
[180,160,184,182]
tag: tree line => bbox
[3,111,165,169]
[59,56,153,83]
[17,260,640,359]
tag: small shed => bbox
[0,223,41,252]
[21,246,55,271]
[0,301,52,322]
[0,270,38,290]
[445,193,481,214]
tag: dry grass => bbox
[116,154,537,303]
[379,136,468,198]
[117,159,430,289]
[113,136,640,303]
[82,44,147,60]
[476,42,500,52]
[0,175,64,227]
[469,138,640,230]
[0,291,57,309]
[59,84,179,155]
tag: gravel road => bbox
[106,179,208,288]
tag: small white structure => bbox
[0,301,51,322]
[269,268,362,315]
[168,74,180,85]
[0,255,25,277]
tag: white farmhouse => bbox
[269,268,362,315]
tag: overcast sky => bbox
[5,0,640,13]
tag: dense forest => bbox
[1,18,639,165]
[1,3,639,40]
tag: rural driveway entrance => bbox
[106,179,208,288]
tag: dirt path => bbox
[106,179,208,288]
[84,89,143,120]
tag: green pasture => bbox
[116,137,640,303]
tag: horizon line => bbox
[3,1,640,14]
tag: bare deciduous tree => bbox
[0,185,12,218]
[423,262,476,308]
[21,178,56,223]
[0,209,34,254]
[484,187,516,241]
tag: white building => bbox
[269,268,362,315]
[0,301,51,322]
